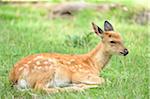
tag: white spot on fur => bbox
[33,55,43,61]
[33,66,42,70]
[78,65,82,68]
[43,61,49,64]
[70,59,75,62]
[48,58,54,62]
[34,66,38,69]
[78,68,82,72]
[27,61,31,64]
[24,64,29,68]
[75,65,78,66]
[36,61,40,65]
[70,66,76,72]
[18,67,24,71]
[66,61,71,64]
[37,67,42,70]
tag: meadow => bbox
[0,0,149,99]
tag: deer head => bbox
[92,21,128,56]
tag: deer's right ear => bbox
[92,22,103,37]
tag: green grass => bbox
[0,1,149,99]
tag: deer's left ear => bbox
[92,22,103,37]
[104,21,114,31]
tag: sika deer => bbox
[9,21,128,93]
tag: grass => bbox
[0,1,149,99]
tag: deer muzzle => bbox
[120,48,129,56]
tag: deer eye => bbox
[110,41,116,44]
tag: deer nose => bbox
[123,48,128,56]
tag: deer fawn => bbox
[9,21,128,93]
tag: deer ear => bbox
[104,21,114,31]
[92,22,103,36]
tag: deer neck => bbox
[88,42,112,71]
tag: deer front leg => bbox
[34,79,100,93]
[80,76,105,85]
[83,76,105,85]
[72,74,105,85]
[70,83,99,89]
[34,81,86,93]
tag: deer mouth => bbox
[120,52,127,56]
